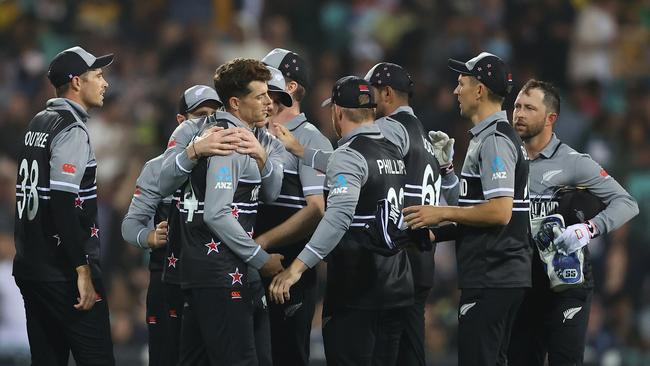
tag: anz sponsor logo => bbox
[215,166,233,189]
[491,156,507,180]
[531,200,559,219]
[330,175,348,195]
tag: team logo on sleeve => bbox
[330,175,348,195]
[215,166,233,189]
[491,156,507,180]
[167,138,177,148]
[62,163,76,175]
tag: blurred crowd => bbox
[0,0,648,365]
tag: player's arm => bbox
[121,160,167,249]
[440,173,460,205]
[159,121,240,196]
[274,123,332,173]
[404,134,517,228]
[269,148,367,303]
[49,126,96,310]
[573,155,639,234]
[256,129,286,203]
[159,121,200,196]
[256,134,332,249]
[552,154,640,255]
[203,154,283,276]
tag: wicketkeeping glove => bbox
[553,221,598,255]
[428,131,455,169]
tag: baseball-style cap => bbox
[262,48,310,88]
[47,46,114,88]
[178,85,222,115]
[266,66,293,108]
[448,52,513,97]
[321,76,377,109]
[364,62,414,97]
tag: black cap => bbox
[262,48,310,88]
[364,62,414,96]
[321,76,376,109]
[47,46,114,88]
[178,85,222,115]
[448,52,513,97]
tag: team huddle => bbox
[12,45,639,366]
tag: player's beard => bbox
[518,118,545,141]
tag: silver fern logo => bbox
[459,302,477,317]
[562,306,582,323]
[542,169,563,184]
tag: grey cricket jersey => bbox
[158,111,281,200]
[302,115,460,202]
[456,110,531,288]
[255,113,332,260]
[121,154,172,271]
[528,134,638,233]
[527,134,638,288]
[121,155,171,249]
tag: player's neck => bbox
[229,110,255,129]
[275,106,300,125]
[384,101,408,117]
[62,93,89,112]
[524,129,553,159]
[471,102,502,125]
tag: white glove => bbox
[428,131,455,167]
[553,223,593,255]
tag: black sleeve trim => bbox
[430,223,458,242]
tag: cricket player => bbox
[14,46,115,365]
[404,52,531,366]
[507,79,639,366]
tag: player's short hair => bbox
[54,72,88,97]
[340,105,375,123]
[521,79,561,115]
[213,59,271,110]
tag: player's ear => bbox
[286,80,298,94]
[176,114,186,124]
[70,76,82,93]
[228,96,240,112]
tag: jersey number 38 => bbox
[17,159,40,220]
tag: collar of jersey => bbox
[337,123,382,147]
[538,133,562,159]
[46,98,90,121]
[390,105,416,118]
[285,113,308,131]
[469,110,508,137]
[211,110,251,130]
